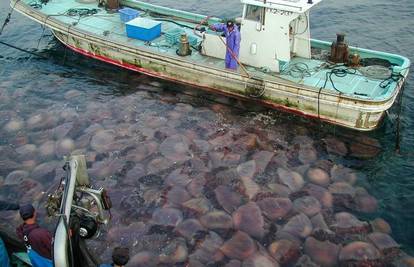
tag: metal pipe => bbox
[53,158,78,267]
[64,159,78,221]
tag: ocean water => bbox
[0,0,414,264]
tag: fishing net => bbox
[358,65,392,80]
[360,57,392,68]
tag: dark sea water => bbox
[1,0,414,264]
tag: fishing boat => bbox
[10,0,410,131]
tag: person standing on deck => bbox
[16,204,53,267]
[209,20,241,70]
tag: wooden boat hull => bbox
[13,0,409,131]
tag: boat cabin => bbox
[202,0,322,72]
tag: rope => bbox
[0,0,20,36]
[194,15,211,38]
[62,23,73,65]
[0,40,48,58]
[317,65,350,124]
[317,86,323,119]
[0,13,12,36]
[281,62,312,79]
[395,82,405,154]
[65,8,99,17]
[320,66,358,93]
[62,12,82,64]
[379,71,404,89]
[151,17,194,29]
[0,1,68,60]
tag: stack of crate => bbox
[119,7,139,23]
[188,35,199,46]
[165,28,184,45]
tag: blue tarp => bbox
[0,238,11,267]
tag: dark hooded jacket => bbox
[16,223,52,259]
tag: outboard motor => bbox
[46,155,111,267]
[330,33,349,63]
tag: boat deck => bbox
[25,0,408,101]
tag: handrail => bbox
[120,0,222,25]
[53,158,79,267]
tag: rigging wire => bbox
[394,82,406,154]
[0,0,20,36]
[0,40,48,59]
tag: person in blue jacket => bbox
[0,238,11,267]
[210,20,241,70]
[100,246,130,267]
[0,200,20,267]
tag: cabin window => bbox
[245,5,265,24]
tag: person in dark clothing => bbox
[99,246,130,267]
[0,200,19,267]
[16,204,53,267]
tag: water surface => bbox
[0,0,413,264]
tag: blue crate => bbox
[126,18,161,41]
[165,28,184,45]
[188,35,199,46]
[119,7,139,23]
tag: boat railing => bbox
[310,39,410,75]
[120,0,222,25]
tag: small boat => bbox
[11,0,410,131]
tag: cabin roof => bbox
[241,0,322,13]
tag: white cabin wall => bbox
[239,19,278,72]
[265,11,297,62]
[291,11,311,58]
[239,10,297,72]
[201,33,226,60]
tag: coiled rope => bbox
[65,8,99,17]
